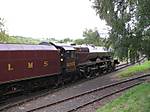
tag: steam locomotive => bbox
[0,43,119,96]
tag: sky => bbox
[0,0,108,40]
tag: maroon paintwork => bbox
[74,46,111,65]
[0,44,61,85]
[74,47,90,65]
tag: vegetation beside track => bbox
[97,83,150,112]
[117,61,150,78]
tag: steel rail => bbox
[67,82,142,112]
[26,74,150,112]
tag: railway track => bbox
[116,56,146,70]
[2,74,150,112]
[22,74,150,112]
[0,58,146,111]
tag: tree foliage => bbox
[82,28,104,46]
[92,0,150,62]
[58,38,73,43]
[0,18,8,42]
[7,36,40,44]
[74,28,104,46]
[136,0,150,59]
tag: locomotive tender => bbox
[0,43,118,96]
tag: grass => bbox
[96,83,150,112]
[117,61,150,78]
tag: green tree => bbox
[0,18,8,42]
[7,36,40,44]
[74,38,85,45]
[58,38,73,43]
[92,0,132,61]
[136,0,150,59]
[91,0,150,62]
[82,28,103,46]
[46,38,58,43]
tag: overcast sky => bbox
[0,0,108,40]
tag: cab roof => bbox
[55,43,75,51]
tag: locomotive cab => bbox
[45,42,76,73]
[64,49,76,72]
[39,42,76,73]
[57,45,76,73]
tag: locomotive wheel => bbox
[55,74,66,87]
[84,73,92,79]
[84,67,93,79]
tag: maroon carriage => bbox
[0,44,61,85]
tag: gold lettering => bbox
[43,61,48,67]
[8,64,14,71]
[27,62,33,69]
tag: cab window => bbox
[66,51,75,59]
